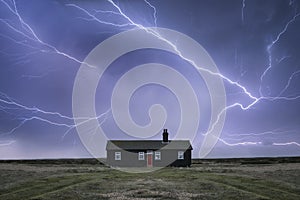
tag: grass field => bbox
[0,158,299,199]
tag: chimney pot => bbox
[162,129,169,143]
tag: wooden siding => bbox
[107,149,191,167]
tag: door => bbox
[147,151,153,167]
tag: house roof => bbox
[106,140,193,150]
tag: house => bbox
[106,129,192,167]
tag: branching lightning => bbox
[259,11,300,96]
[0,0,299,154]
[221,128,299,149]
[0,0,96,68]
[61,108,111,140]
[106,0,300,149]
[66,3,132,27]
[0,0,117,143]
[226,128,298,139]
[0,93,111,139]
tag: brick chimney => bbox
[162,129,169,143]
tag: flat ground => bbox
[0,158,299,200]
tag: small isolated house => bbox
[106,129,192,167]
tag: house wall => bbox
[107,149,191,167]
[107,150,147,167]
[170,150,192,167]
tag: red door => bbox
[147,151,153,167]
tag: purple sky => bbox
[0,0,300,159]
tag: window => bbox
[115,152,121,160]
[155,152,161,160]
[178,151,184,160]
[138,152,145,160]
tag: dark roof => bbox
[106,140,193,150]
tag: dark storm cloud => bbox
[0,0,299,159]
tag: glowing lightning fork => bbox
[1,0,300,149]
[0,0,96,68]
[107,0,258,102]
[0,91,111,139]
[66,4,132,27]
[105,0,300,150]
[259,11,300,96]
[69,0,300,149]
[0,0,118,139]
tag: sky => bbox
[0,0,300,159]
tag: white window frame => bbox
[178,151,184,160]
[138,152,145,160]
[115,152,121,160]
[155,151,161,160]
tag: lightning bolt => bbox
[143,0,157,26]
[61,108,111,140]
[0,6,114,152]
[93,8,123,17]
[0,92,111,142]
[276,55,291,64]
[0,94,73,136]
[1,0,299,153]
[219,138,262,146]
[66,3,132,28]
[220,139,300,148]
[278,69,300,97]
[0,0,97,68]
[226,128,298,139]
[220,136,300,148]
[0,97,79,121]
[0,140,16,147]
[273,142,300,147]
[259,11,300,96]
[106,0,260,103]
[220,127,299,149]
[1,0,261,114]
[0,0,114,141]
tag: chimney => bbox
[162,129,169,143]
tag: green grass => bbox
[0,161,299,199]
